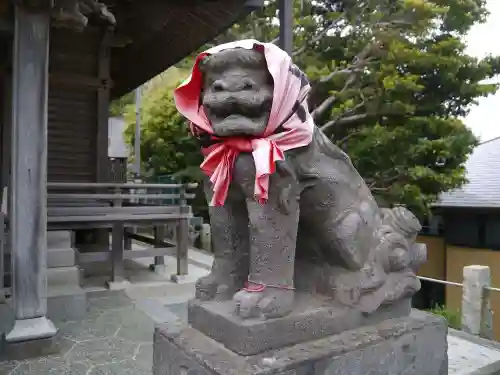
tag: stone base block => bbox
[153,312,448,375]
[47,285,87,322]
[188,293,411,356]
[47,247,76,268]
[47,230,73,249]
[1,334,60,361]
[106,279,131,290]
[149,264,166,273]
[0,288,87,325]
[170,274,200,284]
[4,316,57,343]
[47,266,81,287]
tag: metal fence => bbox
[417,267,499,340]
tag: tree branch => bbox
[317,67,363,84]
[292,16,343,57]
[311,42,377,121]
[311,69,360,121]
[321,113,370,135]
[366,175,401,189]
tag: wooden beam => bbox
[47,193,195,200]
[244,0,264,10]
[76,246,177,263]
[47,182,198,189]
[0,0,9,16]
[49,73,113,89]
[0,0,12,34]
[0,18,12,34]
[111,0,248,98]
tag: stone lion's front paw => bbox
[195,273,240,301]
[233,287,295,320]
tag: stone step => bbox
[46,285,87,322]
[47,230,72,249]
[47,247,76,268]
[47,266,81,287]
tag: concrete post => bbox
[461,265,493,339]
[6,4,56,342]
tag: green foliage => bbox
[343,117,477,214]
[123,82,202,180]
[109,91,134,117]
[427,305,461,330]
[215,0,497,215]
[117,0,499,217]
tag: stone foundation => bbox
[2,231,86,322]
[153,311,448,375]
[46,231,86,322]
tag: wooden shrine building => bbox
[0,0,262,347]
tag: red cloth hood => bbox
[174,40,314,206]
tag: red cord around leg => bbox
[243,280,295,292]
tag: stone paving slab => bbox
[0,292,159,375]
[448,329,500,375]
[3,289,500,374]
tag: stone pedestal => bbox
[188,294,412,356]
[46,231,87,322]
[153,296,448,375]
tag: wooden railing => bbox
[0,182,198,291]
[46,182,198,285]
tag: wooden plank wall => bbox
[48,26,110,183]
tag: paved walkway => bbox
[2,249,500,374]
[448,330,500,375]
[0,247,206,375]
[0,289,189,375]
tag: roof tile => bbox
[436,137,500,208]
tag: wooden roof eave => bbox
[110,0,262,98]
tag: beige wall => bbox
[417,235,446,280]
[416,236,500,339]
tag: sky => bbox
[464,0,500,142]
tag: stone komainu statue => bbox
[174,40,426,320]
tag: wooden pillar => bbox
[6,4,56,342]
[171,186,189,282]
[278,0,293,56]
[96,30,111,183]
[0,62,9,303]
[91,30,112,251]
[1,57,11,205]
[106,189,129,290]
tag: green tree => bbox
[122,73,206,217]
[109,91,134,117]
[123,80,201,179]
[117,0,500,216]
[214,0,499,214]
